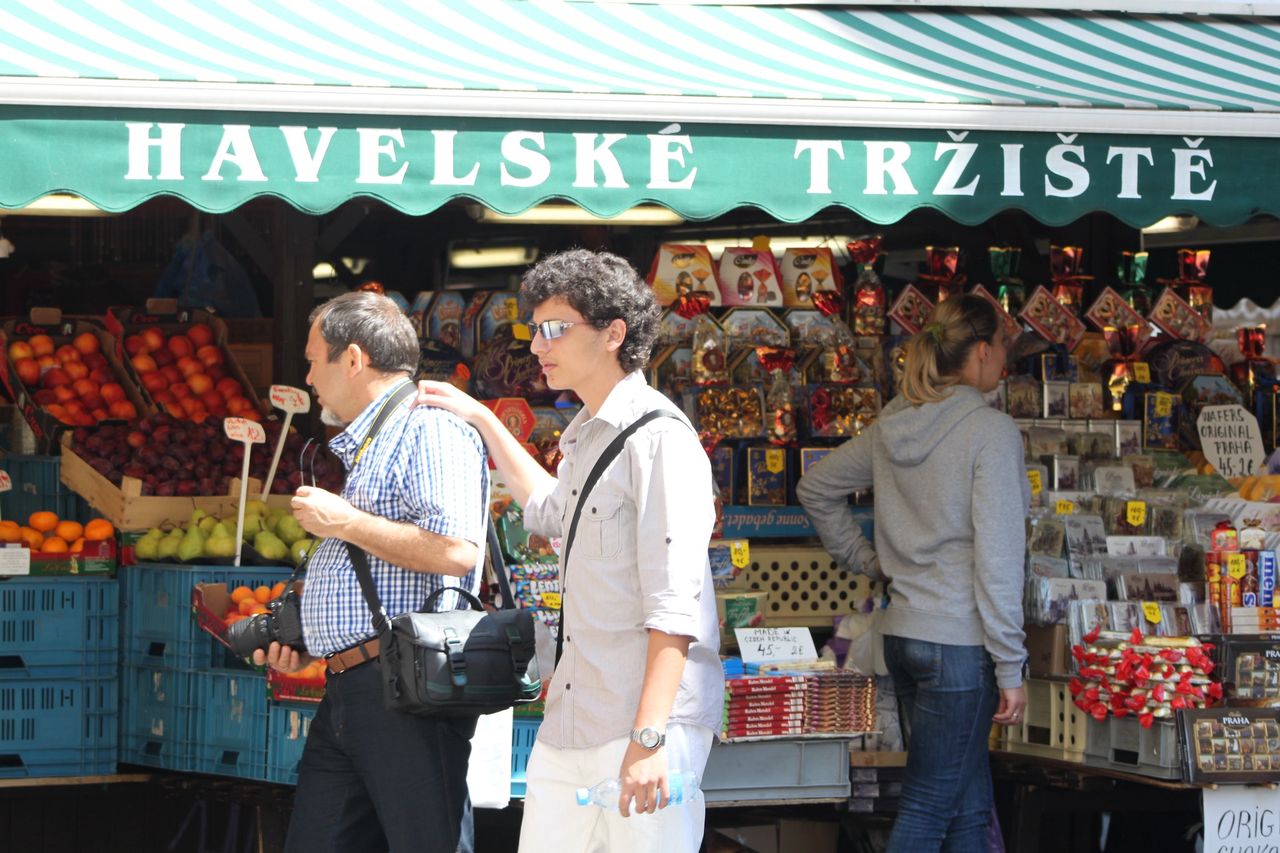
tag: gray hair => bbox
[308,291,418,375]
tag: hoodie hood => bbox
[879,385,991,467]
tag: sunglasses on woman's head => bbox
[513,319,577,342]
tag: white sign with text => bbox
[1203,786,1280,853]
[1198,405,1268,481]
[735,627,818,666]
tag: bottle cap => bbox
[574,787,590,806]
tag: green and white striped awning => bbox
[2,1,1280,225]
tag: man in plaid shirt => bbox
[254,291,488,853]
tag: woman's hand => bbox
[993,685,1027,726]
[413,380,487,426]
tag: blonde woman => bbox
[797,294,1029,853]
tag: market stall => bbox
[4,3,1280,851]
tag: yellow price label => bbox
[1228,553,1248,580]
[1154,392,1174,418]
[1142,602,1163,624]
[729,540,751,569]
[1126,501,1147,528]
[504,298,519,323]
[1027,469,1043,496]
[1133,362,1151,384]
[1055,499,1076,515]
[542,591,562,610]
[765,449,785,474]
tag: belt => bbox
[325,637,380,674]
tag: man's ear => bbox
[605,318,627,354]
[346,343,365,376]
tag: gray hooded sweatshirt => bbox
[797,384,1031,689]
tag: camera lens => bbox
[226,612,275,657]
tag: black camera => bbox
[226,585,305,657]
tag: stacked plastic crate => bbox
[119,563,288,779]
[0,575,119,778]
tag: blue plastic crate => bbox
[191,670,268,780]
[0,676,118,778]
[0,455,88,524]
[119,665,195,772]
[265,702,317,786]
[122,563,292,669]
[0,576,118,679]
[510,716,541,798]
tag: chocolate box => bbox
[746,446,788,506]
[779,248,842,309]
[647,244,721,307]
[717,249,784,307]
[1181,707,1280,784]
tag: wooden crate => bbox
[1001,677,1088,763]
[728,545,886,628]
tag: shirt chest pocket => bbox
[577,491,625,560]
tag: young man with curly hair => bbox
[416,249,721,852]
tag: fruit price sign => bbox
[735,627,818,666]
[225,417,267,565]
[262,385,310,500]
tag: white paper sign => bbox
[1198,405,1268,480]
[223,417,266,444]
[0,470,10,493]
[269,384,311,414]
[1203,787,1280,853]
[0,543,31,576]
[735,627,818,666]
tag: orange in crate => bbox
[54,520,83,543]
[83,519,115,541]
[0,521,20,543]
[41,537,69,554]
[28,511,58,533]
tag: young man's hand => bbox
[617,740,669,817]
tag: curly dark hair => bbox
[519,249,660,373]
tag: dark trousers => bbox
[284,660,478,853]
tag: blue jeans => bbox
[884,635,999,853]
[284,660,477,853]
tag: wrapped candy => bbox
[990,246,1026,317]
[809,385,881,438]
[810,291,863,384]
[696,386,765,439]
[1049,245,1092,319]
[1100,324,1148,414]
[1117,251,1151,315]
[686,297,730,387]
[756,347,797,445]
[917,246,965,302]
[1069,631,1219,727]
[847,237,886,336]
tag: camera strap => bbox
[554,409,680,666]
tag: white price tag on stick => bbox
[262,384,311,500]
[224,417,266,566]
[735,627,818,666]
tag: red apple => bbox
[53,385,76,403]
[216,377,242,399]
[195,345,224,369]
[71,378,98,399]
[36,354,57,369]
[41,367,71,388]
[187,373,214,395]
[140,372,168,394]
[169,383,192,400]
[55,344,82,365]
[123,334,145,356]
[226,396,253,416]
[88,368,112,386]
[7,341,33,361]
[153,390,176,405]
[29,335,55,357]
[126,430,147,448]
[73,332,100,356]
[140,328,165,354]
[82,352,108,371]
[108,400,137,420]
[206,365,226,382]
[130,353,157,373]
[152,348,176,368]
[80,392,105,412]
[168,335,194,358]
[177,357,202,378]
[160,365,182,385]
[14,357,40,386]
[31,389,56,406]
[63,361,89,381]
[200,390,226,413]
[187,323,215,348]
[100,383,127,404]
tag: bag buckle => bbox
[444,627,468,688]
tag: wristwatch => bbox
[630,727,666,750]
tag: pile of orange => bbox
[0,511,115,554]
[224,581,288,622]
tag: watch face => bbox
[639,728,661,749]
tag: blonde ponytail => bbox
[898,295,1001,405]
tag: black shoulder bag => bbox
[342,383,541,717]
[554,409,679,666]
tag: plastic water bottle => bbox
[574,770,702,809]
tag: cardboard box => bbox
[707,819,839,853]
[647,244,721,307]
[1024,623,1070,676]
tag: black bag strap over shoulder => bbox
[555,409,681,665]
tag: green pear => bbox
[265,507,289,534]
[177,526,206,562]
[197,514,219,533]
[156,529,183,559]
[245,499,269,517]
[189,509,209,528]
[276,515,307,547]
[204,526,238,559]
[135,533,162,561]
[253,530,289,561]
[241,513,265,542]
[289,538,315,566]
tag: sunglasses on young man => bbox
[512,319,578,342]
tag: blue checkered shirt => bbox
[300,382,489,657]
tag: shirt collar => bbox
[562,371,648,442]
[328,380,412,464]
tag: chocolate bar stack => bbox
[804,671,877,735]
[720,676,807,740]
